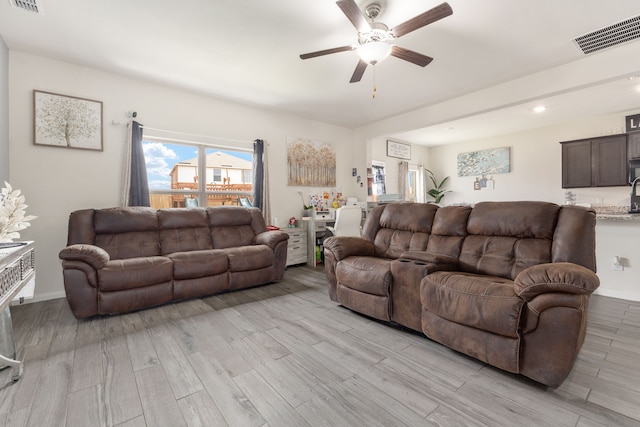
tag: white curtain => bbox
[399,161,410,201]
[417,164,426,203]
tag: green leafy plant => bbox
[425,169,451,204]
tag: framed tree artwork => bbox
[33,90,103,151]
[286,136,336,187]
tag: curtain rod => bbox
[145,135,253,153]
[139,124,253,146]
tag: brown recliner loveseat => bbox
[59,206,289,319]
[323,201,599,387]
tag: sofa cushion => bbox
[207,207,264,249]
[226,245,274,271]
[459,202,558,280]
[372,203,438,258]
[95,232,161,260]
[97,256,173,292]
[168,249,228,280]
[459,235,552,280]
[421,271,524,338]
[158,208,213,254]
[425,205,471,259]
[94,207,160,259]
[336,257,392,296]
[467,202,559,239]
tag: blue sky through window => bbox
[143,140,252,190]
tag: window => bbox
[243,169,252,184]
[143,139,253,208]
[369,161,386,197]
[212,168,222,183]
[408,169,417,202]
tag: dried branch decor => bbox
[0,182,37,243]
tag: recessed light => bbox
[533,106,546,113]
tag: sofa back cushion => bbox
[552,205,596,271]
[459,201,559,279]
[93,207,161,260]
[158,208,213,255]
[207,206,264,249]
[426,205,472,259]
[366,203,438,259]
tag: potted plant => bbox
[0,182,37,243]
[425,169,451,204]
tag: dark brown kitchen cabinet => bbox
[628,132,640,159]
[560,134,627,188]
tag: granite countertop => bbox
[592,205,640,220]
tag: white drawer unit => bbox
[283,227,307,266]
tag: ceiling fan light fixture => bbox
[357,41,392,65]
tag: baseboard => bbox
[12,289,640,306]
[593,288,640,302]
[11,290,66,306]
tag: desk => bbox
[301,217,334,267]
[0,241,36,382]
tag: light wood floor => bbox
[0,266,639,427]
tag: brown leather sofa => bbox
[323,201,599,387]
[59,206,289,319]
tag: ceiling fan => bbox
[300,0,453,83]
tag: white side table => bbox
[0,241,36,382]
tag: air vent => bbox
[573,15,640,54]
[8,0,43,15]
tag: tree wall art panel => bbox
[287,136,336,187]
[33,90,103,151]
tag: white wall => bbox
[9,51,356,302]
[428,114,640,301]
[0,36,8,183]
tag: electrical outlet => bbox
[612,256,624,271]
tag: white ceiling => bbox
[1,0,640,146]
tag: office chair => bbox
[326,205,362,237]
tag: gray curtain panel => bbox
[252,139,264,210]
[128,121,150,207]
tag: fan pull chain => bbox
[372,65,377,99]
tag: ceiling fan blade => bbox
[391,2,453,38]
[350,60,368,83]
[300,45,354,60]
[391,46,433,67]
[336,0,371,33]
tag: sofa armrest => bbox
[323,236,374,261]
[254,230,289,251]
[59,244,110,270]
[514,262,599,301]
[400,251,459,269]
